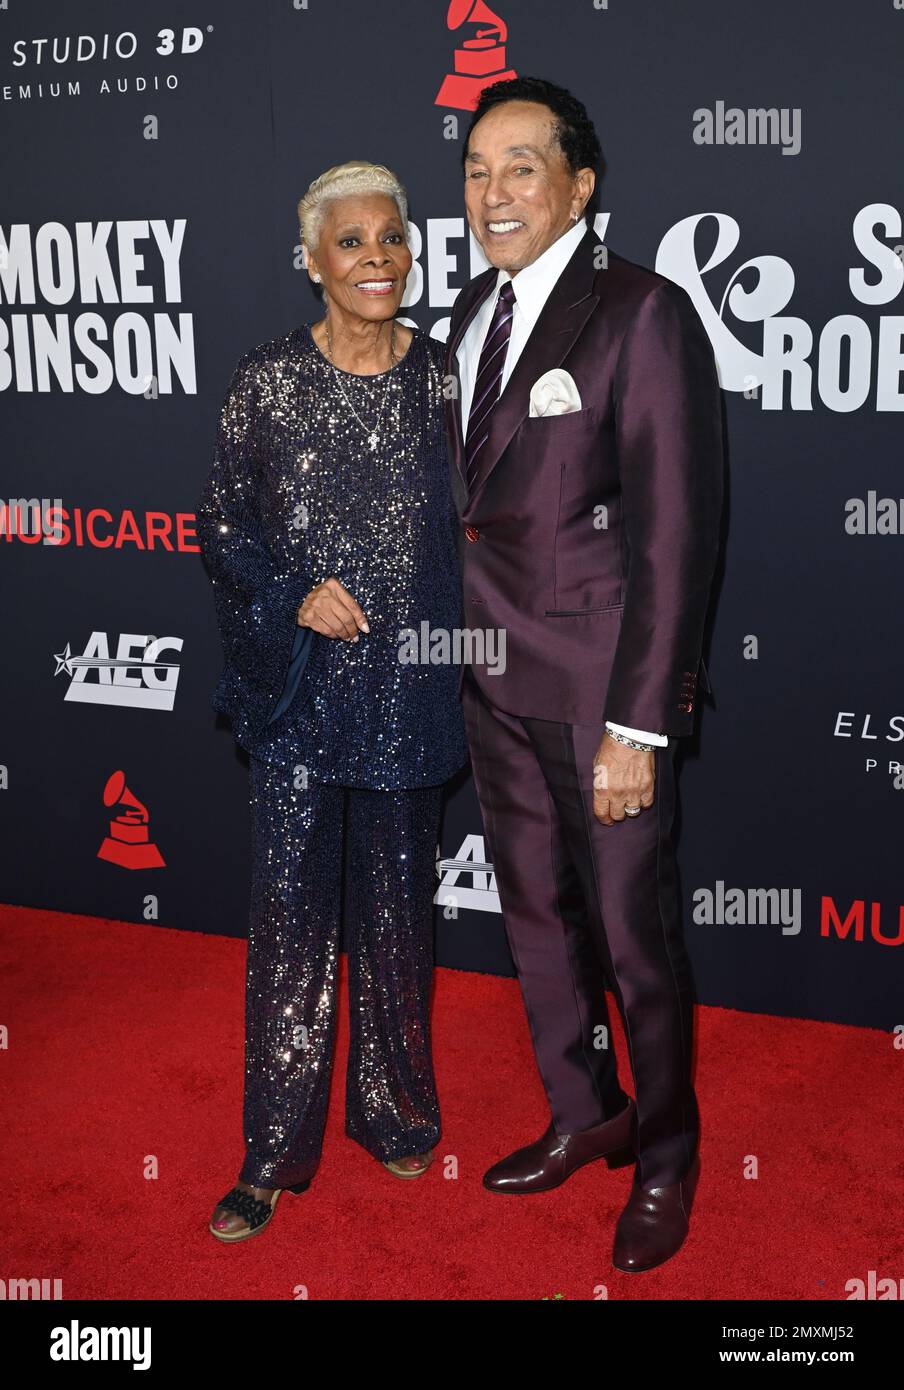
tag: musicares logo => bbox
[435,0,517,111]
[822,897,904,947]
[1,499,200,551]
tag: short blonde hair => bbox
[297,160,409,253]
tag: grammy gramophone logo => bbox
[435,0,517,111]
[96,770,165,870]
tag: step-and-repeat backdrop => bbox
[2,0,902,1028]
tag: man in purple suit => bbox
[443,76,723,1272]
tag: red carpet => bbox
[1,902,900,1301]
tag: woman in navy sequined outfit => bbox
[197,162,468,1242]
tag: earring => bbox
[312,273,322,283]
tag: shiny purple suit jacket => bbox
[443,227,724,737]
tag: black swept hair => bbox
[461,76,604,218]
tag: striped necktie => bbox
[465,279,516,489]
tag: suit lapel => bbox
[468,227,602,498]
[444,269,497,484]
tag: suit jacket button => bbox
[465,526,480,542]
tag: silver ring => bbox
[624,805,642,817]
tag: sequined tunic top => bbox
[196,322,469,789]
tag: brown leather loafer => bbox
[612,1153,700,1272]
[483,1100,636,1194]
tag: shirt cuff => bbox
[605,721,669,747]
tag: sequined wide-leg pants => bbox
[238,756,443,1190]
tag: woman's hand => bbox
[297,577,369,640]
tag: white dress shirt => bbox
[456,217,668,749]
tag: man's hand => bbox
[297,577,368,640]
[592,732,655,826]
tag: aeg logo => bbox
[53,632,183,710]
[435,833,500,914]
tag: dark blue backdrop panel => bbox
[1,0,902,1028]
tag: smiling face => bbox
[463,100,595,274]
[305,192,412,321]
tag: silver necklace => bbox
[323,320,400,451]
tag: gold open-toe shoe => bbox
[209,1180,310,1242]
[383,1150,435,1179]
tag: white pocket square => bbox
[529,368,583,417]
